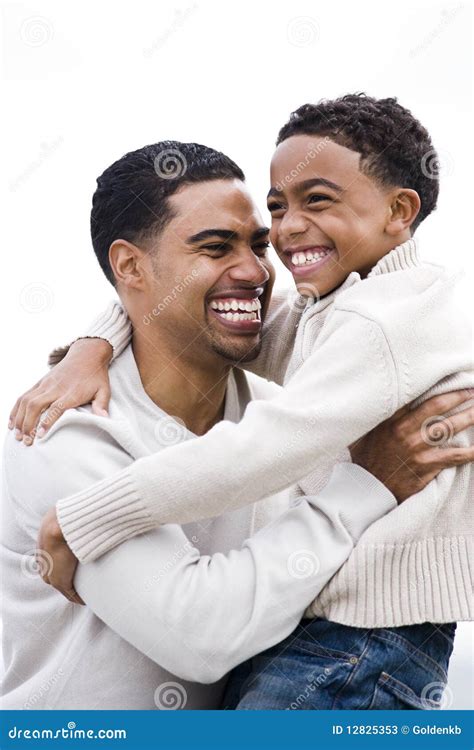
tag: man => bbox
[2,141,470,710]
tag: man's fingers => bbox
[445,405,474,437]
[388,403,412,422]
[91,386,110,418]
[61,587,85,606]
[428,445,474,470]
[53,581,84,605]
[409,390,474,427]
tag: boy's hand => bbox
[8,338,113,445]
[350,390,474,503]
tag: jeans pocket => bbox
[368,671,447,710]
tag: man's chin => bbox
[211,337,262,364]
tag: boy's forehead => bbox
[270,134,362,190]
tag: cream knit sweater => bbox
[51,240,474,627]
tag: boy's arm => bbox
[55,294,473,565]
[49,290,297,381]
[56,311,403,563]
[10,293,294,441]
[4,427,396,684]
[48,300,132,366]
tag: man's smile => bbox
[207,288,264,332]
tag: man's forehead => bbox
[169,180,263,235]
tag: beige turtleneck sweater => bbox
[50,239,474,628]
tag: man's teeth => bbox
[209,297,261,321]
[291,248,332,266]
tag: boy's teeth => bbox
[291,248,331,266]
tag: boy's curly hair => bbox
[277,94,439,230]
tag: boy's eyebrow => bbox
[267,177,343,199]
[186,227,270,244]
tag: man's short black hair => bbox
[91,141,245,285]
[277,94,439,231]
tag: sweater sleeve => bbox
[74,463,396,683]
[48,301,132,367]
[3,421,395,684]
[56,310,400,562]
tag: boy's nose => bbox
[279,208,310,239]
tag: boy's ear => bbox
[385,189,421,236]
[109,239,151,290]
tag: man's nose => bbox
[229,247,270,286]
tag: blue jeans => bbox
[222,618,456,710]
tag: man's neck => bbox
[131,330,231,436]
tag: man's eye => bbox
[308,194,331,205]
[202,244,229,253]
[253,242,270,256]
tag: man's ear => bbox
[108,240,151,289]
[385,189,421,237]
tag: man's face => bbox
[143,179,274,364]
[268,135,393,297]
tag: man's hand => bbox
[37,507,84,605]
[9,338,113,446]
[350,390,474,504]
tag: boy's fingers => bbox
[35,400,67,439]
[9,379,50,431]
[13,398,28,438]
[91,387,111,417]
[8,396,22,429]
[22,395,56,443]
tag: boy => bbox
[10,95,473,709]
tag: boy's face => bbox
[268,135,396,297]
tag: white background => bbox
[1,0,473,709]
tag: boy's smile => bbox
[268,134,409,297]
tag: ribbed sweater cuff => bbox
[325,463,397,542]
[48,301,131,367]
[56,468,156,563]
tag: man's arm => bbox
[4,419,396,684]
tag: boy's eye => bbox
[267,201,285,214]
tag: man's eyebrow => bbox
[267,177,343,199]
[251,227,270,241]
[186,226,270,244]
[186,229,236,244]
